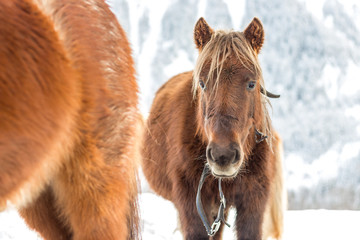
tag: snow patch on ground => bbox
[1,193,360,240]
[283,209,360,240]
[0,207,41,240]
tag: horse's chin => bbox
[208,162,242,179]
[211,170,238,178]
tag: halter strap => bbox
[255,128,268,143]
[250,91,268,143]
[196,164,230,236]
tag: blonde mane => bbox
[192,29,273,146]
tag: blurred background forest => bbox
[109,0,360,209]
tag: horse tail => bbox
[127,115,144,240]
[127,174,140,240]
[263,132,287,240]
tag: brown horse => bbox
[142,17,286,240]
[0,0,141,239]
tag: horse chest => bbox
[209,197,221,218]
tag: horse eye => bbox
[199,80,205,90]
[247,81,256,90]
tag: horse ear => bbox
[244,17,264,54]
[194,17,214,50]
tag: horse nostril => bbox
[206,147,215,162]
[207,143,240,166]
[233,148,241,164]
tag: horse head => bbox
[193,17,278,178]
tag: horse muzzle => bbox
[206,142,243,178]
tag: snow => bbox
[223,0,246,28]
[339,0,360,30]
[286,141,360,190]
[345,105,360,121]
[283,209,360,240]
[339,61,360,96]
[1,194,360,239]
[0,208,41,240]
[298,0,327,20]
[319,64,340,100]
[140,193,181,240]
[196,0,207,19]
[163,50,193,78]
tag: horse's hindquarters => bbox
[0,0,81,208]
[1,0,140,239]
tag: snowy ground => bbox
[1,192,359,240]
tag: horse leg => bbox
[235,188,268,240]
[176,204,209,240]
[52,143,136,240]
[175,195,228,240]
[172,181,210,240]
[19,186,72,240]
[211,208,229,240]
